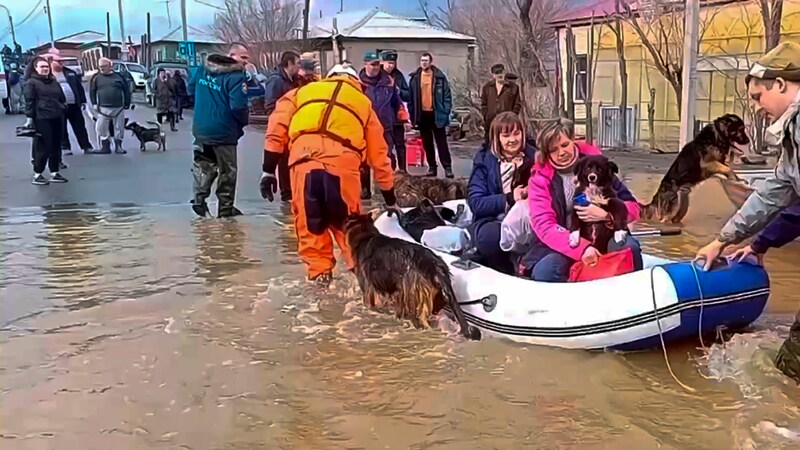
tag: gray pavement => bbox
[0,105,480,211]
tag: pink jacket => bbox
[527,142,641,260]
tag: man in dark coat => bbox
[480,63,523,142]
[263,51,300,202]
[51,57,93,154]
[359,50,407,199]
[380,49,410,172]
[408,52,454,178]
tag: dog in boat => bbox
[639,113,750,223]
[394,172,468,207]
[343,211,481,340]
[569,155,630,254]
[392,198,466,242]
[124,119,167,152]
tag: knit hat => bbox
[746,42,800,83]
[363,51,380,62]
[380,50,398,62]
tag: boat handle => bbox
[458,294,497,313]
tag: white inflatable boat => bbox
[374,200,770,351]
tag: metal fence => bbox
[598,106,637,148]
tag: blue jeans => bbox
[473,220,514,275]
[531,236,643,282]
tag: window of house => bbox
[574,54,588,102]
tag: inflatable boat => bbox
[374,200,770,351]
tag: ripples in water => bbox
[1,178,799,448]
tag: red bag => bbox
[568,247,635,282]
[406,137,425,167]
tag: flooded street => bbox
[2,169,799,449]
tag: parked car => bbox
[145,61,191,107]
[114,61,147,91]
[0,58,7,102]
[60,56,83,80]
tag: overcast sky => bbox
[0,0,432,48]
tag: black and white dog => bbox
[124,119,167,152]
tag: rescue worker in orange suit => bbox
[259,64,398,284]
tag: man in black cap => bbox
[481,63,523,142]
[381,50,410,172]
[263,51,301,202]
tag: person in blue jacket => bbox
[359,50,407,199]
[262,51,300,202]
[381,50,411,172]
[187,44,249,218]
[467,112,536,274]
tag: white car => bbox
[0,58,7,101]
[119,62,147,90]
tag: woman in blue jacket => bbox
[467,112,536,274]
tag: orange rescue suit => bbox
[264,75,394,278]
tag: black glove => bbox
[775,338,800,384]
[259,172,278,201]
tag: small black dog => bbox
[124,120,166,152]
[640,113,750,223]
[394,199,465,242]
[343,212,481,340]
[569,155,630,254]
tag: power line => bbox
[0,0,44,43]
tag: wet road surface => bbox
[1,111,799,449]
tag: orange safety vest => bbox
[288,78,373,153]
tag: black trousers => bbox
[392,124,407,171]
[32,118,63,174]
[62,104,92,150]
[418,111,452,169]
[176,97,185,119]
[278,152,291,200]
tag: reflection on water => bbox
[1,175,799,449]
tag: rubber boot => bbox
[169,114,177,132]
[426,165,438,177]
[444,167,455,179]
[114,139,126,154]
[360,165,372,200]
[92,139,112,154]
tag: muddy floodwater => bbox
[2,174,799,450]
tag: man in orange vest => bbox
[259,64,398,284]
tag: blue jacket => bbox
[408,65,452,128]
[359,68,403,131]
[751,203,800,253]
[188,54,249,145]
[467,143,537,238]
[262,66,294,116]
[386,67,411,103]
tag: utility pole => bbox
[146,12,152,69]
[106,12,112,58]
[118,0,128,60]
[181,0,188,41]
[679,0,700,149]
[302,0,310,42]
[0,5,15,44]
[45,0,55,48]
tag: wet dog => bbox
[343,212,481,340]
[393,199,465,242]
[639,113,750,223]
[568,155,630,254]
[124,120,166,152]
[394,172,468,207]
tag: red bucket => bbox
[406,137,425,167]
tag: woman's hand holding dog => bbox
[582,246,600,266]
[576,204,610,223]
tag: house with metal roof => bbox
[31,30,107,58]
[129,25,224,67]
[309,8,476,85]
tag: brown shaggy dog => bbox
[343,211,481,340]
[639,114,751,223]
[394,172,469,207]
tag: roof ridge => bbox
[342,7,380,35]
[373,9,474,40]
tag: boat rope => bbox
[649,266,698,393]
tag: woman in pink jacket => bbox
[519,120,642,282]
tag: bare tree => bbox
[210,0,303,69]
[619,0,718,113]
[418,0,456,30]
[759,0,784,51]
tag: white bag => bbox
[499,200,532,253]
[421,226,471,253]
